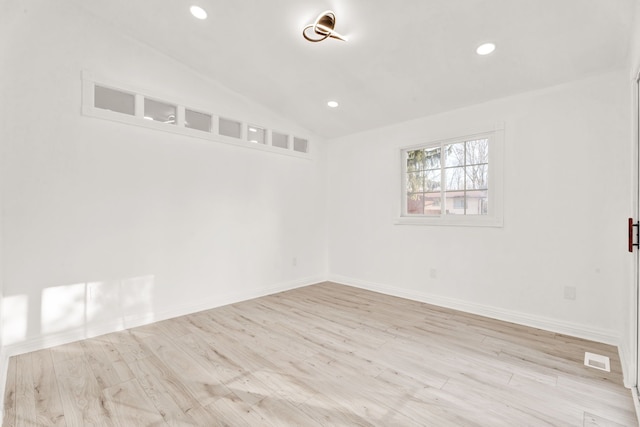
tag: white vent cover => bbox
[584,352,610,372]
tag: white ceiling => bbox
[70,0,635,139]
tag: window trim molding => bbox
[81,70,312,159]
[395,124,504,227]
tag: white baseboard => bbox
[329,275,621,346]
[0,274,625,419]
[0,347,7,421]
[0,277,311,418]
[163,276,327,322]
[619,342,635,389]
[632,387,640,426]
[0,275,325,412]
[2,275,324,359]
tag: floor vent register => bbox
[584,352,610,372]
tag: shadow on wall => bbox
[2,275,155,347]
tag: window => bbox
[399,127,503,227]
[82,72,312,158]
[185,109,212,132]
[144,98,176,124]
[247,125,266,144]
[293,137,309,153]
[94,86,135,115]
[272,132,289,149]
[219,117,242,138]
[453,198,466,210]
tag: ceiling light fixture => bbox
[303,10,347,43]
[327,101,339,108]
[476,42,496,55]
[190,5,207,20]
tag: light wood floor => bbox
[3,282,638,426]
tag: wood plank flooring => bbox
[3,282,638,426]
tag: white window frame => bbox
[81,71,312,159]
[396,124,504,227]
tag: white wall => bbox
[630,0,640,78]
[0,0,327,355]
[0,0,18,403]
[1,0,636,396]
[327,70,633,356]
[624,0,640,390]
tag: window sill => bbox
[395,216,503,228]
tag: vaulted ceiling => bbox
[70,0,635,138]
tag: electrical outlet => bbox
[564,286,576,300]
[292,257,297,267]
[430,268,437,279]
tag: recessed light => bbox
[476,43,496,55]
[143,116,154,120]
[190,5,207,20]
[248,127,257,132]
[327,101,339,108]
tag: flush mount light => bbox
[476,42,496,55]
[190,5,207,20]
[303,10,347,43]
[327,100,339,108]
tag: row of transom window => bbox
[93,85,309,153]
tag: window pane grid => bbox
[405,137,489,217]
[87,79,312,157]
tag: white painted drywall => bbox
[1,0,637,395]
[622,0,640,389]
[0,0,327,353]
[629,0,640,79]
[0,0,20,406]
[327,70,632,349]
